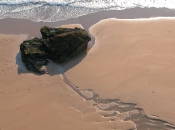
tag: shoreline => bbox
[1,7,175,37]
[1,8,175,129]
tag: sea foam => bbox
[0,0,175,22]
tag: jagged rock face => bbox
[40,26,82,39]
[42,29,91,63]
[20,26,91,74]
[20,38,49,74]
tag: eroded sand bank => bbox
[65,18,175,125]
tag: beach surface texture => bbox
[66,18,175,125]
[0,3,175,130]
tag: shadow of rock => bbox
[16,51,46,75]
[45,50,87,75]
[59,51,87,74]
[44,51,87,76]
[16,51,87,76]
[16,52,29,75]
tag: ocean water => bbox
[0,0,175,22]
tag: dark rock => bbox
[20,38,49,74]
[42,29,91,63]
[40,26,81,39]
[20,26,91,74]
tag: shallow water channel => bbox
[61,72,175,130]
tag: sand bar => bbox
[65,18,175,125]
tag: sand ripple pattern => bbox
[0,0,175,22]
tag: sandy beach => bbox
[0,33,136,130]
[66,18,175,125]
[0,8,175,130]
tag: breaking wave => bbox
[0,0,175,22]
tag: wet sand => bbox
[65,18,175,126]
[1,8,175,130]
[0,33,135,130]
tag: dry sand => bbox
[65,18,175,125]
[0,33,135,129]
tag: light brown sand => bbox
[1,8,175,129]
[0,32,135,129]
[65,18,175,125]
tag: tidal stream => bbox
[60,72,175,130]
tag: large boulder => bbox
[42,29,91,63]
[20,26,91,74]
